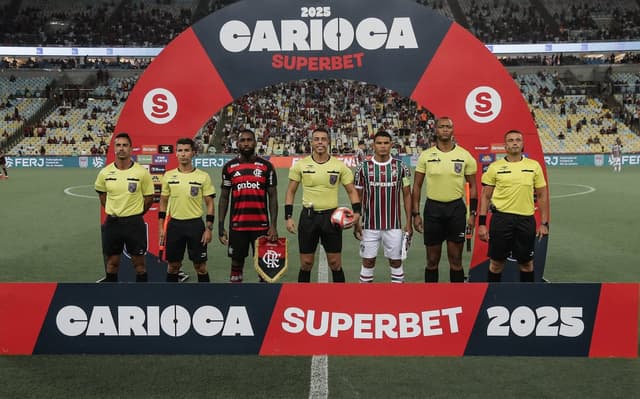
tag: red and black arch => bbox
[109,0,547,280]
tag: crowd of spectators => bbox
[216,80,435,156]
[2,0,640,47]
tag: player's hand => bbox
[536,224,549,241]
[201,229,212,245]
[467,215,476,229]
[404,224,413,239]
[218,228,228,245]
[477,225,489,242]
[352,212,361,228]
[353,223,363,240]
[413,215,423,233]
[267,225,278,242]
[286,218,296,234]
[159,228,165,244]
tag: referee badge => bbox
[190,186,199,197]
[454,162,463,174]
[128,182,137,192]
[329,174,338,185]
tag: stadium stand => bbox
[2,0,640,156]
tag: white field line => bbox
[549,183,596,199]
[309,246,329,399]
[63,185,97,199]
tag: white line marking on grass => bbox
[63,185,98,199]
[309,246,329,399]
[549,183,596,199]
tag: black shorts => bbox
[423,198,466,246]
[166,218,207,263]
[488,211,536,263]
[102,214,147,257]
[298,208,342,254]
[228,228,268,260]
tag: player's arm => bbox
[535,185,549,240]
[344,182,361,226]
[142,195,153,214]
[353,187,364,240]
[465,173,478,228]
[97,192,106,209]
[158,195,169,242]
[267,185,279,241]
[477,184,494,242]
[402,184,413,236]
[217,187,230,245]
[411,171,425,233]
[284,179,299,234]
[202,195,215,245]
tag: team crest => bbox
[329,174,338,185]
[254,236,288,283]
[128,182,137,192]
[454,162,462,173]
[190,186,199,197]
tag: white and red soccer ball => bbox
[331,207,354,229]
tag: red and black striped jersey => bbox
[221,156,277,231]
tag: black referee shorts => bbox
[102,214,147,257]
[298,207,342,254]
[165,218,207,263]
[227,228,268,261]
[423,198,466,246]
[488,211,536,263]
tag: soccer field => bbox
[0,166,638,398]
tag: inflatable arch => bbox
[108,0,548,281]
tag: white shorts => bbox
[612,156,621,166]
[359,229,403,260]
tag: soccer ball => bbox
[331,207,354,229]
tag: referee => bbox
[285,127,360,283]
[95,132,153,282]
[159,138,215,283]
[412,117,478,282]
[477,130,549,282]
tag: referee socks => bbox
[425,268,439,282]
[520,271,534,282]
[166,273,179,282]
[450,269,465,283]
[487,271,502,282]
[298,269,311,282]
[331,269,345,283]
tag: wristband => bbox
[469,198,478,213]
[541,222,549,229]
[206,214,215,223]
[411,211,420,217]
[351,202,361,214]
[478,215,487,226]
[158,211,166,219]
[284,204,293,220]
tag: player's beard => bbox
[239,147,255,158]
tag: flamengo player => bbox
[353,130,412,283]
[218,129,278,283]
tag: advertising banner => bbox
[0,283,637,357]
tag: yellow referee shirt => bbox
[415,145,477,202]
[94,162,153,217]
[161,168,215,220]
[481,157,546,216]
[289,156,353,211]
